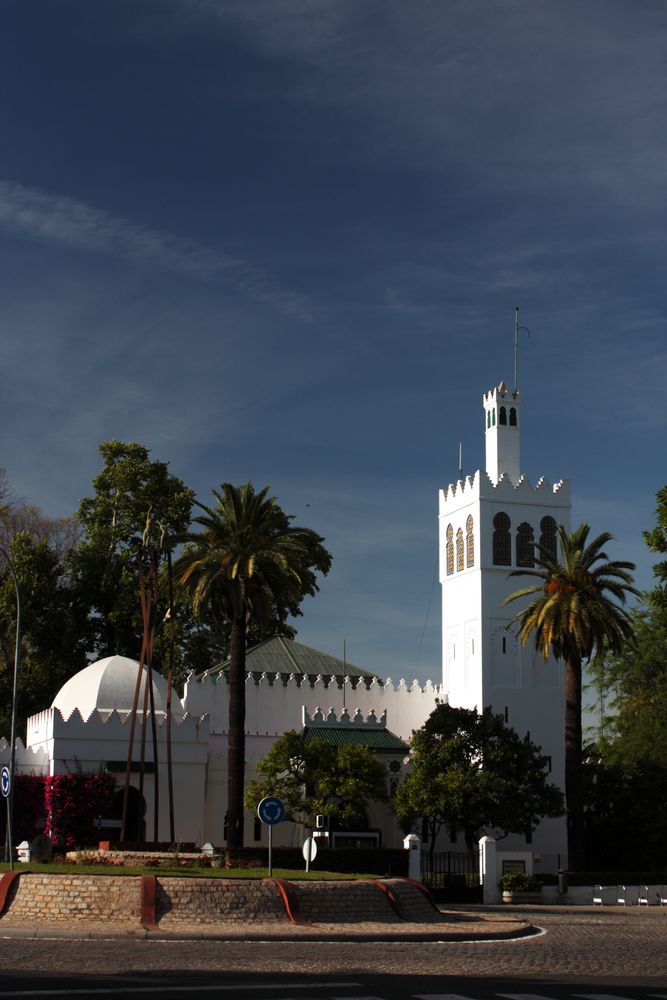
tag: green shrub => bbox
[498,871,542,892]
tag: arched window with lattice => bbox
[493,512,511,565]
[446,524,454,576]
[466,515,474,567]
[456,527,464,571]
[516,521,535,567]
[499,406,507,425]
[540,516,558,560]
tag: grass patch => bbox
[0,862,374,880]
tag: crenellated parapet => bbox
[184,671,441,741]
[302,706,388,728]
[25,706,209,748]
[0,737,49,774]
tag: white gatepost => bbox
[479,836,499,905]
[403,833,421,880]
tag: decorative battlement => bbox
[25,706,209,748]
[302,707,388,728]
[440,470,570,510]
[483,380,519,406]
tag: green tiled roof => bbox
[302,725,408,753]
[203,635,378,681]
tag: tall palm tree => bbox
[504,523,638,870]
[176,483,332,850]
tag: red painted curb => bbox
[398,876,440,911]
[140,875,157,930]
[0,871,20,917]
[361,879,406,920]
[263,877,309,925]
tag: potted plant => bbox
[498,871,543,904]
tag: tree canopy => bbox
[394,703,564,853]
[177,482,332,848]
[505,522,637,870]
[245,729,388,829]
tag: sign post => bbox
[302,835,318,873]
[257,796,285,877]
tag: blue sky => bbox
[1,1,666,686]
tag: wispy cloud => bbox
[0,180,313,321]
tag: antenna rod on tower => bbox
[514,306,519,395]
[458,441,463,480]
[513,306,530,396]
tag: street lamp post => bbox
[1,546,21,870]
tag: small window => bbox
[516,522,535,567]
[509,407,517,426]
[502,636,506,654]
[456,528,464,571]
[446,524,454,576]
[492,408,496,426]
[540,516,558,560]
[466,515,474,567]
[254,817,262,841]
[499,406,507,425]
[487,410,491,429]
[493,512,511,565]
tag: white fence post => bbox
[479,836,499,904]
[403,833,421,880]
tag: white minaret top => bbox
[483,381,522,484]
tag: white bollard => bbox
[403,833,421,880]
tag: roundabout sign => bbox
[1,766,9,799]
[257,796,285,876]
[257,796,285,827]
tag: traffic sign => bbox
[302,837,318,865]
[257,796,285,826]
[1,766,10,799]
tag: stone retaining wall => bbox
[0,874,437,927]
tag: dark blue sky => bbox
[2,1,665,685]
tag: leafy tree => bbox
[505,523,638,870]
[68,440,195,663]
[176,483,332,849]
[394,703,564,856]
[0,531,89,736]
[245,729,388,829]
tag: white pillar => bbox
[479,835,499,904]
[403,833,421,880]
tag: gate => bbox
[420,850,483,903]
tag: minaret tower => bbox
[438,316,571,860]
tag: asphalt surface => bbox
[0,906,666,991]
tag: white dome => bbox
[52,655,185,721]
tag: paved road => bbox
[0,908,665,996]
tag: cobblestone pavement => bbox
[0,907,666,984]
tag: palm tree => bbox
[176,483,332,850]
[504,522,638,870]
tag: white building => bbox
[1,378,570,864]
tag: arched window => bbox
[492,408,496,426]
[466,514,474,567]
[456,527,464,571]
[540,516,558,560]
[509,407,517,426]
[493,512,511,565]
[516,522,535,567]
[499,406,507,425]
[446,524,454,576]
[487,410,491,429]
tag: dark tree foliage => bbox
[177,482,332,849]
[68,440,195,666]
[395,703,564,854]
[245,729,388,829]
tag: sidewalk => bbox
[0,912,536,942]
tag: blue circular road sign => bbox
[1,766,10,799]
[257,795,285,826]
